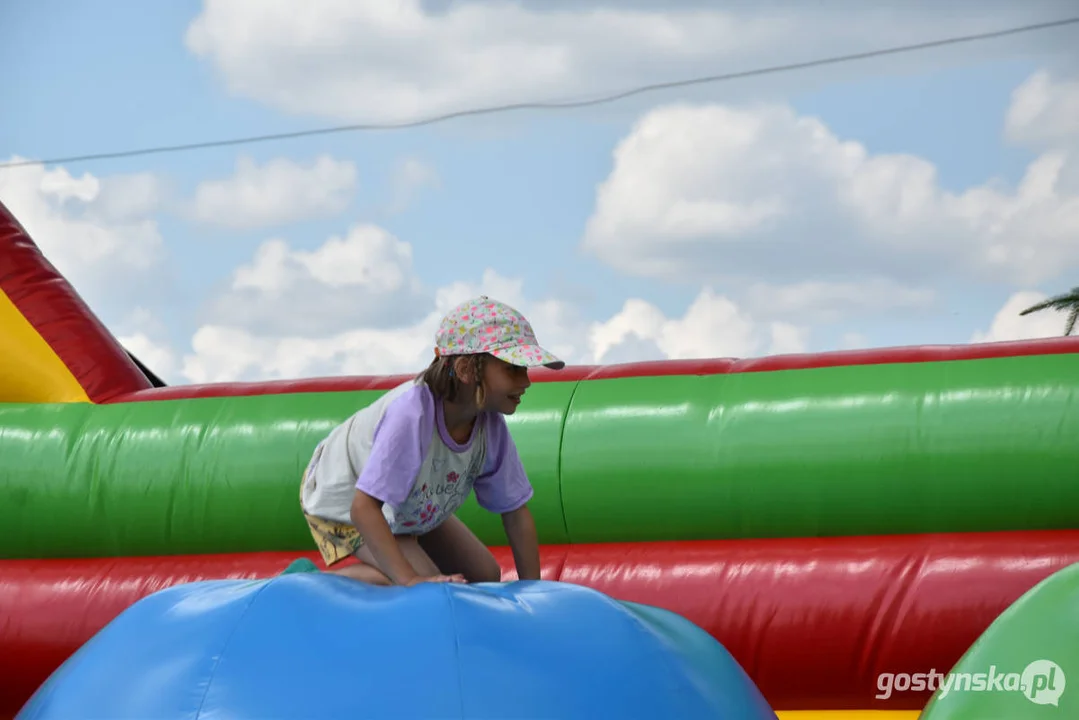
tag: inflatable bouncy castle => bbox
[1,196,1078,719]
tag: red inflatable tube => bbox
[2,531,1078,714]
[104,337,1079,403]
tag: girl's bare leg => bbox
[419,515,502,583]
[337,534,443,585]
[328,523,497,585]
[328,562,393,585]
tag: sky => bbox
[1,0,1078,385]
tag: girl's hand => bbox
[405,573,466,585]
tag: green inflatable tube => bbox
[917,561,1079,718]
[560,352,1079,542]
[1,352,1078,559]
[0,382,574,558]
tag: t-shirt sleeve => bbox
[473,413,534,514]
[354,388,432,507]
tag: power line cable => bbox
[2,15,1077,171]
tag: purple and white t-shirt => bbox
[300,379,534,534]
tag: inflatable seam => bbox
[444,584,467,717]
[556,378,583,543]
[192,579,271,717]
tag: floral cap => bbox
[435,296,565,370]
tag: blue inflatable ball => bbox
[18,573,777,719]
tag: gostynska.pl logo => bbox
[876,659,1064,706]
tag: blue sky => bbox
[1,1,1077,383]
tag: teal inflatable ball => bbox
[17,569,778,719]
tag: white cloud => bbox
[183,0,1073,124]
[1006,70,1079,150]
[180,321,440,383]
[581,89,1079,290]
[93,172,169,222]
[839,332,870,350]
[165,4,1079,382]
[178,218,810,381]
[387,157,440,214]
[971,291,1072,343]
[744,278,936,325]
[182,267,542,383]
[181,246,555,381]
[10,151,810,386]
[189,154,357,228]
[181,266,548,384]
[201,223,430,337]
[589,290,806,364]
[0,158,167,308]
[113,308,181,383]
[14,12,1078,387]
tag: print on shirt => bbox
[386,421,489,534]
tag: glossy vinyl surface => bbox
[0,199,151,402]
[918,561,1079,719]
[4,350,1079,558]
[15,575,777,720]
[0,288,89,403]
[561,352,1079,542]
[3,531,1077,714]
[0,382,574,558]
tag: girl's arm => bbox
[474,414,541,579]
[348,385,459,585]
[350,491,423,585]
[502,504,541,580]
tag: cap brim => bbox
[490,344,565,370]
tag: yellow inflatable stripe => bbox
[0,287,90,403]
[776,712,920,719]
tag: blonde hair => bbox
[416,353,488,407]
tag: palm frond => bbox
[1019,286,1079,317]
[1066,305,1078,336]
[1019,299,1060,315]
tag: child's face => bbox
[481,356,532,415]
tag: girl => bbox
[299,296,564,586]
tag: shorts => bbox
[300,471,364,567]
